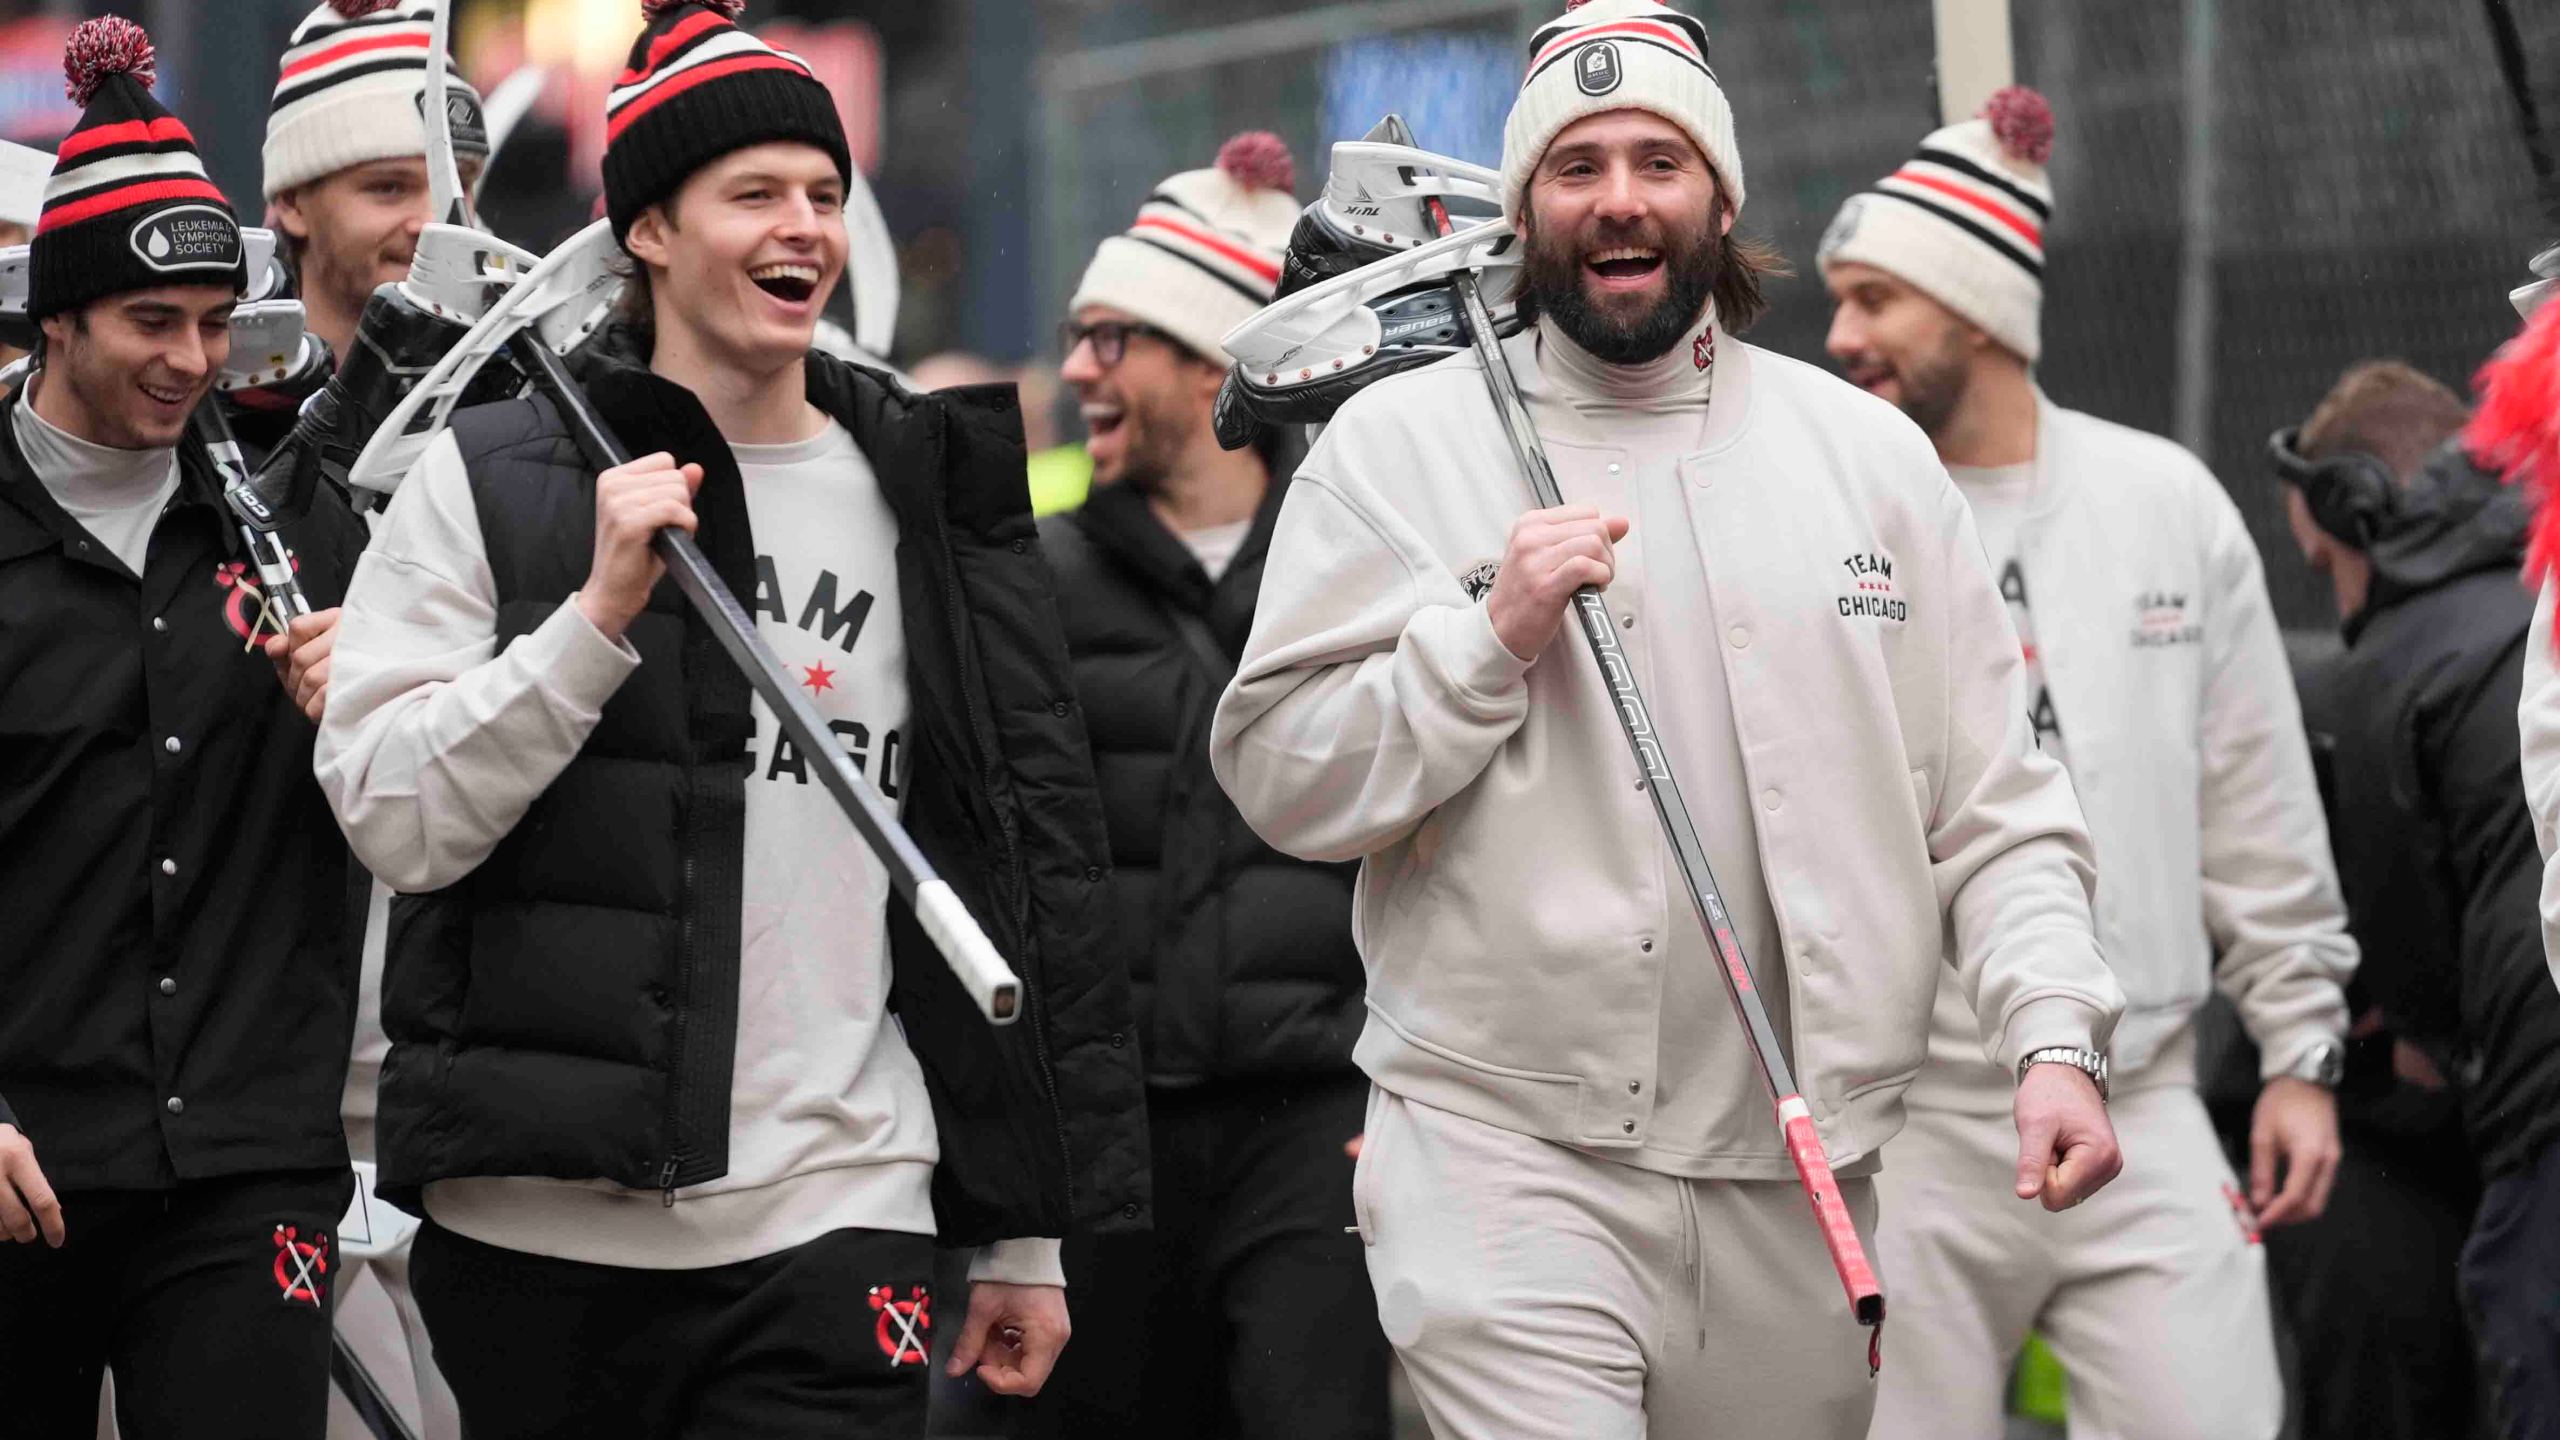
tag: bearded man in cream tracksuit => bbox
[1212,5,2126,1436]
[1819,95,2358,1439]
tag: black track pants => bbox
[0,1168,354,1440]
[410,1220,934,1440]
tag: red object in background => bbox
[468,14,882,199]
[0,16,91,146]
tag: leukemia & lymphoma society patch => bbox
[129,204,239,274]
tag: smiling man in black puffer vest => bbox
[308,4,1146,1436]
[1002,131,1389,1440]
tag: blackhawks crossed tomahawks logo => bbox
[869,1284,931,1366]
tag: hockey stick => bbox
[330,1332,421,1440]
[1398,127,1887,1365]
[500,331,1023,1026]
[1932,0,2014,126]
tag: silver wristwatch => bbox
[2018,1046,2111,1102]
[2282,1041,2345,1087]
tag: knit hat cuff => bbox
[1069,233,1266,365]
[603,70,848,243]
[1820,193,2042,362]
[262,80,482,199]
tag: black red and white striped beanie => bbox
[1499,0,1742,225]
[1067,132,1298,364]
[264,0,489,202]
[601,0,848,246]
[31,17,243,322]
[1818,87,2055,363]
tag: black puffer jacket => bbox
[1039,474,1364,1082]
[2323,441,2560,1178]
[377,353,1149,1242]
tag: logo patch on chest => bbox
[1835,549,1906,624]
[2130,589,2201,648]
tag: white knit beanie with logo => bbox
[1498,0,1743,226]
[1817,86,2055,363]
[263,0,487,202]
[1068,132,1300,365]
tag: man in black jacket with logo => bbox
[1001,133,1388,1440]
[0,19,369,1438]
[311,5,1145,1437]
[2273,359,2560,1434]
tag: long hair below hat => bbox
[32,16,243,321]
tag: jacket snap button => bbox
[1628,1081,1642,1095]
[158,978,176,996]
[1639,939,1654,953]
[160,858,177,877]
[1621,1119,1637,1134]
[1728,626,1751,649]
[165,1096,184,1115]
[1051,700,1071,717]
[1110,1032,1127,1048]
[1085,865,1104,883]
[152,617,167,634]
[1012,539,1029,554]
[1122,1202,1140,1220]
[1762,789,1782,812]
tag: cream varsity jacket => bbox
[1947,398,2354,1091]
[1209,329,2125,1168]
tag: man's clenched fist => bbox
[1486,504,1630,662]
[576,451,704,642]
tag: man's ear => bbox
[625,204,673,271]
[37,312,74,352]
[269,188,311,244]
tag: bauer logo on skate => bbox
[2129,589,2201,648]
[1836,550,1907,623]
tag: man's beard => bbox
[1889,324,1975,439]
[1523,211,1721,365]
[1108,389,1196,495]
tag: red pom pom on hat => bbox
[1217,131,1295,194]
[324,0,400,17]
[63,16,155,108]
[643,0,745,18]
[2469,299,2560,582]
[1981,85,2054,167]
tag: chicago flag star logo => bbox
[801,662,836,695]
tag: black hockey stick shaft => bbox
[1425,201,1884,1347]
[503,334,1022,1025]
[330,1332,421,1440]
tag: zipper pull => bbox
[660,1159,679,1208]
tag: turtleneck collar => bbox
[1534,300,1720,410]
[15,374,181,509]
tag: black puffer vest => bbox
[1038,476,1364,1082]
[377,354,1149,1242]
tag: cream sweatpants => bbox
[1355,1088,1881,1440]
[1867,1082,2280,1439]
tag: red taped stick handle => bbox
[1778,1097,1885,1328]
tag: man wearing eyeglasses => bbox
[1003,134,1391,1438]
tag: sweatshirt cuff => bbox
[2253,1024,2349,1084]
[0,1090,15,1130]
[1445,602,1536,703]
[530,594,643,710]
[967,1238,1065,1288]
[1994,996,2111,1076]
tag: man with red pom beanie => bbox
[312,2,1146,1436]
[0,17,369,1440]
[1823,90,2353,1437]
[1002,133,1389,1439]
